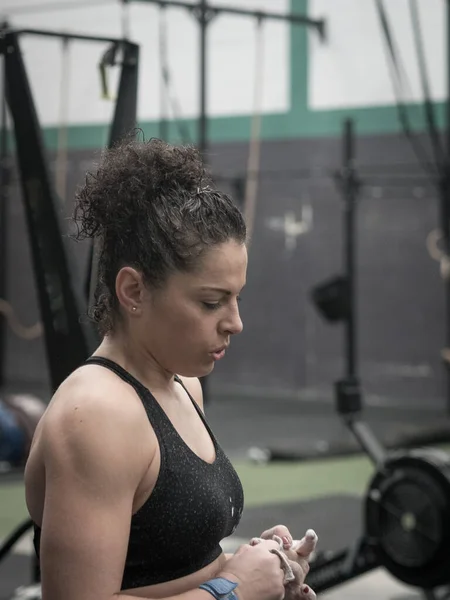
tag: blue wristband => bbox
[199,577,239,600]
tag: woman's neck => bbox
[94,333,176,392]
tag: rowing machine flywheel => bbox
[365,447,450,588]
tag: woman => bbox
[24,139,316,600]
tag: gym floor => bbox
[1,394,448,600]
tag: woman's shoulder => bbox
[52,363,144,419]
[40,365,154,466]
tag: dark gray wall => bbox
[209,134,444,411]
[2,133,446,411]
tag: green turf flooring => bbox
[0,452,375,538]
[2,444,450,538]
[0,484,28,539]
[234,453,374,507]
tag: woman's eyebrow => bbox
[199,286,231,295]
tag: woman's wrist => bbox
[199,577,239,600]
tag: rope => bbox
[158,5,191,143]
[55,36,70,204]
[408,0,445,172]
[121,0,130,40]
[373,0,440,186]
[243,17,265,244]
[0,299,42,340]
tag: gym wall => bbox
[3,0,447,411]
[7,0,290,131]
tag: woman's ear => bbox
[115,267,145,316]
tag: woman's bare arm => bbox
[37,381,156,600]
[36,381,242,600]
[35,377,286,600]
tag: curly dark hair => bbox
[73,137,247,335]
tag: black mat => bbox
[206,397,450,462]
[0,554,34,600]
[235,497,450,600]
[0,495,361,599]
[3,496,448,600]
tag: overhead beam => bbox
[133,0,325,36]
[14,27,129,44]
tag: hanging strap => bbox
[55,36,70,204]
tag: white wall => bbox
[2,0,290,127]
[308,0,446,111]
[4,0,444,130]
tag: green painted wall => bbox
[35,0,446,150]
[290,0,446,139]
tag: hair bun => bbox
[74,137,213,240]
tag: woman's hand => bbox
[258,524,318,562]
[219,539,289,600]
[284,561,316,600]
[255,525,318,600]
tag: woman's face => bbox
[137,240,247,378]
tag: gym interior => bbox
[1,1,450,599]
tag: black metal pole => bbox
[445,0,450,413]
[336,119,386,467]
[344,118,356,378]
[16,28,127,44]
[198,0,208,158]
[334,118,361,418]
[198,0,210,403]
[0,31,9,391]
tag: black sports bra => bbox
[33,357,244,589]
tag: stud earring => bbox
[132,306,137,312]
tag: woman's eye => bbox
[202,302,221,311]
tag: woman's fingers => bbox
[292,529,318,557]
[260,525,293,550]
